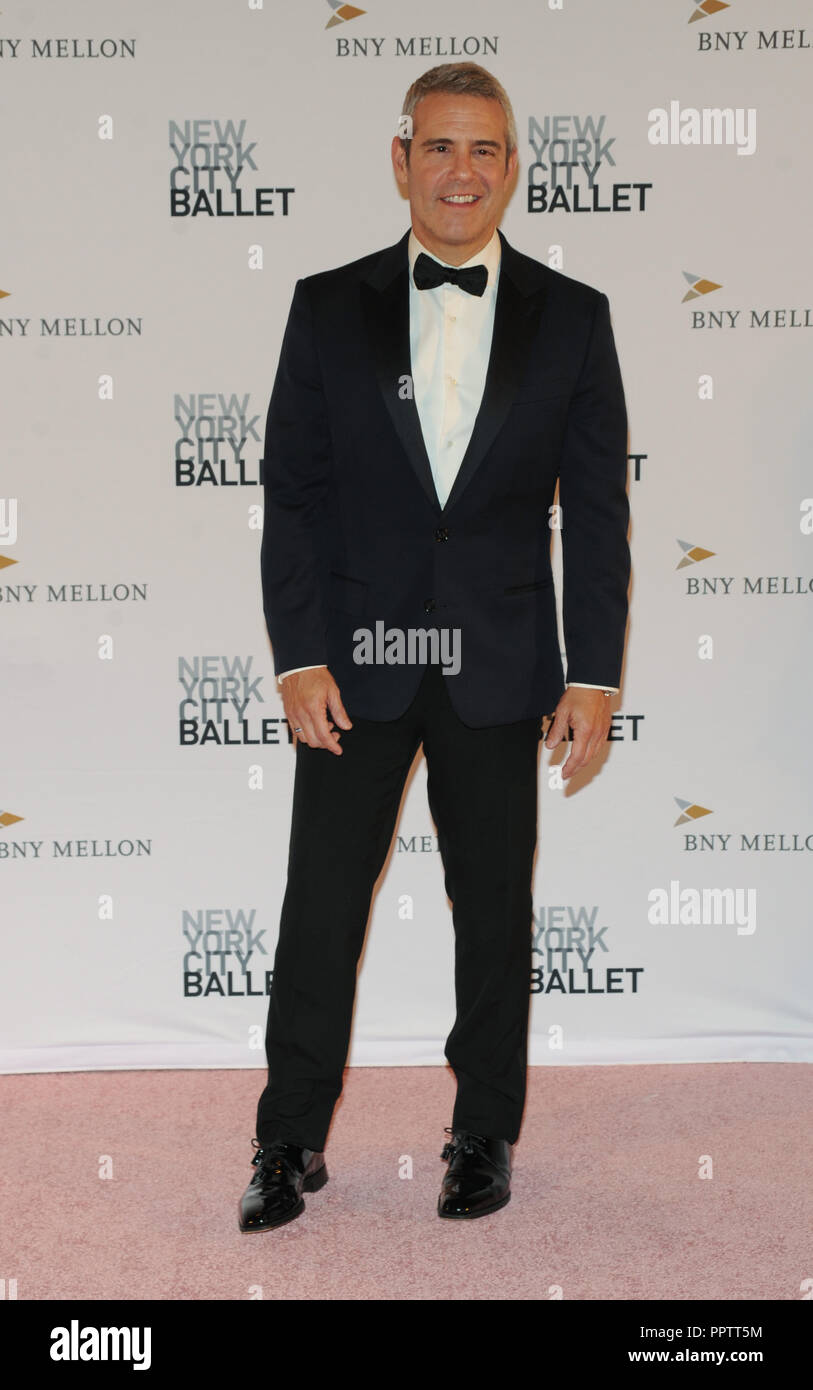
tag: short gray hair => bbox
[399,62,517,167]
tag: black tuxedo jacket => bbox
[260,228,630,727]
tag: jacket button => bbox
[434,527,449,542]
[424,599,436,613]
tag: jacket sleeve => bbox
[557,291,630,689]
[260,277,333,677]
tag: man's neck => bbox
[412,225,498,267]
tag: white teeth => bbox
[443,195,478,203]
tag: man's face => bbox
[391,92,517,265]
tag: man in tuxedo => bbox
[239,62,630,1232]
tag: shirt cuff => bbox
[277,664,328,686]
[566,682,619,693]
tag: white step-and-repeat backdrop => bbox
[2,0,811,1072]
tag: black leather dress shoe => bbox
[438,1127,512,1219]
[238,1138,328,1232]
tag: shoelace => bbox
[250,1137,302,1182]
[440,1126,489,1161]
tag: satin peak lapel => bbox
[443,255,545,513]
[360,234,439,511]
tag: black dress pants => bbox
[256,661,541,1150]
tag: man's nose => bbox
[449,151,476,181]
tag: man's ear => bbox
[391,134,408,189]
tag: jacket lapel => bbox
[360,227,547,514]
[444,234,546,512]
[360,233,439,511]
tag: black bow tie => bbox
[413,252,488,297]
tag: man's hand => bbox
[544,688,612,781]
[281,667,353,754]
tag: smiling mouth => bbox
[440,194,481,204]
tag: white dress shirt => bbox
[277,227,617,694]
[408,227,501,508]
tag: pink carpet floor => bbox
[2,1062,810,1301]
